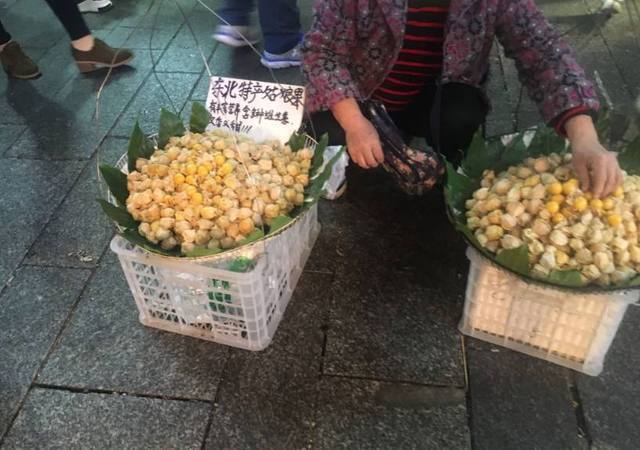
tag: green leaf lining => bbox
[189,102,210,133]
[495,245,530,277]
[97,199,137,229]
[127,122,154,172]
[269,215,294,233]
[158,108,186,149]
[99,165,128,207]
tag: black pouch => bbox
[360,100,445,195]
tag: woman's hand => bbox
[344,117,384,168]
[331,98,384,169]
[565,114,622,198]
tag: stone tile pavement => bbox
[0,0,639,448]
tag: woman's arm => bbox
[331,98,384,168]
[302,0,384,168]
[565,115,622,198]
[494,0,599,124]
[301,0,360,114]
[495,0,620,196]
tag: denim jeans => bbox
[217,0,301,54]
[0,0,90,45]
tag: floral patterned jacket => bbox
[301,0,599,124]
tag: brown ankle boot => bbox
[71,38,134,73]
[0,41,41,79]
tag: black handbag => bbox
[360,100,444,195]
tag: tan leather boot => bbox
[0,41,41,79]
[71,38,134,73]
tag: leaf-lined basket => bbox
[98,101,344,259]
[445,112,640,292]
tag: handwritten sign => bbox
[205,76,306,144]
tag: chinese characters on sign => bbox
[205,76,306,143]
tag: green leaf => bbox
[229,257,257,273]
[189,102,210,133]
[495,245,530,277]
[184,246,222,257]
[237,229,265,246]
[494,134,528,173]
[269,215,293,233]
[461,131,495,179]
[310,134,329,178]
[527,126,567,157]
[158,108,186,149]
[306,146,345,204]
[618,134,640,175]
[127,122,154,172]
[288,131,307,151]
[444,161,476,223]
[97,199,138,229]
[622,275,640,287]
[99,164,128,207]
[548,269,586,287]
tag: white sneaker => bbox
[213,25,259,47]
[260,44,302,69]
[77,0,113,13]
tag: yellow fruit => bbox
[590,198,603,211]
[186,163,198,175]
[613,186,624,198]
[608,214,622,226]
[219,162,233,176]
[562,179,578,195]
[197,165,210,177]
[239,218,254,235]
[552,212,566,224]
[546,201,560,214]
[185,175,197,185]
[214,154,226,167]
[602,198,615,210]
[574,197,588,212]
[551,194,565,204]
[548,182,563,195]
[173,173,185,185]
[191,192,204,205]
[185,185,197,195]
[524,175,541,187]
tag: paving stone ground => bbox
[0,0,639,448]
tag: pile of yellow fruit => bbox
[465,152,640,285]
[125,130,312,253]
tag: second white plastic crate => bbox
[111,204,319,351]
[460,247,638,375]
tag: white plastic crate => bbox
[110,204,319,351]
[460,247,639,376]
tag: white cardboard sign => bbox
[205,76,306,144]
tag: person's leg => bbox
[434,84,488,164]
[0,20,11,47]
[43,0,92,43]
[0,20,41,79]
[391,83,487,165]
[257,0,301,54]
[217,0,255,26]
[213,0,259,47]
[42,0,134,72]
[305,110,346,146]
